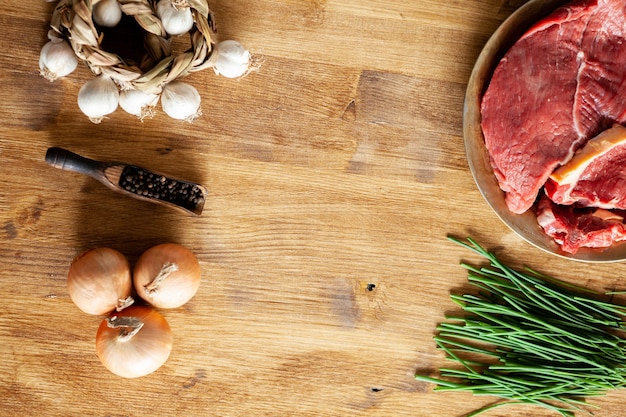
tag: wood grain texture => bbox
[2,1,626,416]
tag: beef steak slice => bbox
[536,194,626,253]
[545,124,626,209]
[481,0,626,214]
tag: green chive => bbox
[416,237,626,417]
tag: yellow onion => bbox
[67,247,133,315]
[96,305,173,378]
[133,243,201,309]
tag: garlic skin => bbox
[213,40,251,79]
[119,89,159,120]
[156,0,194,36]
[39,38,78,82]
[93,0,123,28]
[78,75,120,123]
[161,81,201,121]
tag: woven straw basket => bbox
[49,0,218,94]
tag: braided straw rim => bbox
[50,0,218,94]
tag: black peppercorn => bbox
[118,166,205,212]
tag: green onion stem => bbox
[416,237,626,417]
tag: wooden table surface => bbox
[2,0,626,416]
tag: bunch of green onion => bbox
[416,237,626,417]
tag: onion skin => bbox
[134,243,201,309]
[67,247,132,315]
[96,305,173,378]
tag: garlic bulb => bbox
[39,38,78,82]
[156,0,194,36]
[93,0,123,28]
[213,40,251,79]
[119,89,159,120]
[161,81,201,121]
[78,75,120,123]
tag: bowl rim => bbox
[463,0,626,263]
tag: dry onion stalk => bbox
[41,0,259,123]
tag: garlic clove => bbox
[39,39,78,82]
[161,81,201,122]
[119,89,159,120]
[78,75,120,123]
[213,40,251,79]
[93,0,123,28]
[156,0,194,36]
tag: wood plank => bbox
[2,1,626,416]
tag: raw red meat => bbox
[536,195,626,253]
[481,0,626,214]
[545,124,626,209]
